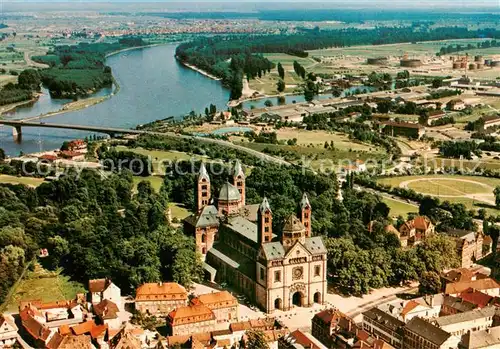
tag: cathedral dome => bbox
[218,182,241,202]
[282,215,306,233]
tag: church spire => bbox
[233,160,246,207]
[299,193,312,238]
[197,163,211,211]
[258,197,273,244]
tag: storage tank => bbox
[469,63,476,70]
[400,59,422,68]
[452,62,461,69]
[475,55,483,63]
[367,57,388,65]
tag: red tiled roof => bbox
[290,330,315,347]
[71,321,97,336]
[167,304,214,325]
[313,309,349,327]
[459,289,494,308]
[401,300,420,316]
[88,279,111,293]
[136,282,187,301]
[21,312,51,342]
[93,299,119,320]
[446,278,500,294]
[413,216,432,231]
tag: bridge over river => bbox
[0,120,291,167]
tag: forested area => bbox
[176,26,498,99]
[0,69,41,106]
[0,161,202,304]
[437,39,500,56]
[32,38,145,98]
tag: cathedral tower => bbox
[233,160,246,207]
[197,163,211,212]
[299,193,312,238]
[258,197,273,244]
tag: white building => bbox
[89,278,122,309]
[433,306,496,337]
[0,314,18,347]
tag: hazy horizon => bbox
[1,0,499,12]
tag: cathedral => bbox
[183,162,327,313]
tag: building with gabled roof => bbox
[0,314,18,347]
[398,216,434,248]
[362,307,405,349]
[312,308,356,348]
[185,163,327,313]
[192,291,238,323]
[88,278,121,308]
[135,282,187,316]
[403,317,455,349]
[460,326,500,349]
[445,278,500,297]
[167,303,216,336]
[433,306,496,337]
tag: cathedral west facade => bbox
[183,162,327,313]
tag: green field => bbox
[115,146,205,174]
[0,175,44,187]
[2,264,85,313]
[309,39,491,58]
[169,203,191,221]
[382,196,419,218]
[377,174,500,215]
[133,175,164,192]
[418,157,500,172]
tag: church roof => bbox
[207,244,256,279]
[184,205,219,228]
[218,182,241,202]
[225,216,258,243]
[304,237,327,255]
[261,242,286,260]
[198,163,210,182]
[283,215,305,232]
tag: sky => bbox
[1,0,498,12]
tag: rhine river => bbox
[0,44,230,156]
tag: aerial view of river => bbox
[0,44,230,156]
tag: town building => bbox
[93,299,121,329]
[362,307,405,349]
[440,295,477,316]
[193,291,238,323]
[403,317,456,349]
[166,304,217,336]
[447,99,467,111]
[279,330,325,349]
[312,308,356,348]
[398,216,434,248]
[432,306,496,337]
[440,267,490,292]
[445,278,500,297]
[135,282,187,316]
[379,121,425,139]
[89,278,122,308]
[459,326,500,348]
[442,230,485,268]
[184,162,327,313]
[0,314,18,348]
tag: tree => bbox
[0,148,5,161]
[245,330,269,349]
[376,100,392,114]
[419,271,442,295]
[276,79,285,93]
[494,186,500,208]
[264,99,273,107]
[432,78,444,89]
[277,62,285,80]
[486,222,500,259]
[18,69,41,90]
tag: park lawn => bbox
[382,197,418,218]
[378,175,500,190]
[0,175,45,187]
[425,157,500,172]
[133,176,164,192]
[114,146,201,174]
[275,129,382,152]
[169,203,191,221]
[3,264,85,313]
[248,71,302,95]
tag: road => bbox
[23,51,49,69]
[0,120,291,167]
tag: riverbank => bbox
[0,94,40,116]
[175,57,222,81]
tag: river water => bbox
[0,44,230,156]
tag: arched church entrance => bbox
[292,292,304,307]
[313,292,322,304]
[274,298,282,310]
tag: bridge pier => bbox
[12,126,22,143]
